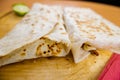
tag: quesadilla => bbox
[0,3,71,66]
[63,7,120,63]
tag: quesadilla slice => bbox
[64,7,120,63]
[0,3,71,66]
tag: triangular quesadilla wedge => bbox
[64,7,120,63]
[0,3,71,66]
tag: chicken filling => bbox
[81,43,99,56]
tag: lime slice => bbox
[13,3,29,16]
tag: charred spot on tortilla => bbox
[47,44,50,47]
[48,50,50,53]
[23,49,26,52]
[32,23,34,26]
[89,50,99,56]
[42,43,44,45]
[55,43,58,45]
[39,37,45,40]
[43,51,46,54]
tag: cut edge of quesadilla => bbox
[64,7,120,63]
[0,3,63,57]
[0,37,69,66]
[0,3,71,66]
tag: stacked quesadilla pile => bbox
[0,3,120,66]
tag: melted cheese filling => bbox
[36,37,66,57]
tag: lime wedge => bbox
[13,3,29,16]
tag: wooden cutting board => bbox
[0,0,120,80]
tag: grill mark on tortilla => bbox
[100,22,113,36]
[69,10,115,37]
[75,19,114,37]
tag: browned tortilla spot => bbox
[23,49,26,51]
[42,43,44,45]
[43,51,46,54]
[21,53,26,56]
[39,37,45,40]
[48,50,50,53]
[61,32,67,34]
[47,10,50,13]
[47,45,50,47]
[88,36,96,39]
[41,24,45,27]
[41,16,48,21]
[32,24,34,26]
[60,28,63,30]
[35,20,38,23]
[25,15,30,17]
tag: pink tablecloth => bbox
[98,53,120,80]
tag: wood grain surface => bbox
[0,0,119,80]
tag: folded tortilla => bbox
[0,3,71,66]
[64,7,120,63]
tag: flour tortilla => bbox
[0,3,71,66]
[64,7,120,63]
